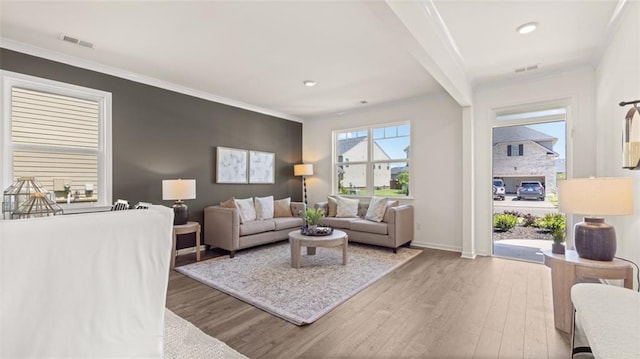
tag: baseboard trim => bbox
[411,241,461,253]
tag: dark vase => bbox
[552,242,565,254]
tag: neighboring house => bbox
[337,136,390,192]
[493,126,560,194]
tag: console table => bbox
[543,250,634,333]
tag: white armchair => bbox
[0,206,174,357]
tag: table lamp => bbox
[294,164,313,205]
[558,177,634,261]
[162,179,196,225]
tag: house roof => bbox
[337,136,366,155]
[337,136,393,160]
[493,126,557,148]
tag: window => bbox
[1,71,112,210]
[334,123,410,197]
[507,144,524,156]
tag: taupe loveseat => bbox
[315,200,414,252]
[204,201,305,257]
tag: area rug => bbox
[164,308,247,359]
[176,242,422,325]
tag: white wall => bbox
[595,1,640,287]
[472,68,598,256]
[303,93,463,251]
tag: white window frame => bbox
[332,121,411,198]
[1,70,112,212]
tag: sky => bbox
[526,121,566,159]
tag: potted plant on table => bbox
[539,213,567,254]
[300,207,325,232]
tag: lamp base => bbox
[173,201,189,225]
[574,217,616,261]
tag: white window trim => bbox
[332,121,411,198]
[1,70,113,211]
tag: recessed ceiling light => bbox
[303,80,317,87]
[516,22,538,34]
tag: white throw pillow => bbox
[235,197,256,223]
[255,196,274,220]
[336,196,359,217]
[365,196,388,222]
[274,197,292,217]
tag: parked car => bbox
[517,181,545,201]
[492,179,505,200]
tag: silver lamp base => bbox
[574,217,616,261]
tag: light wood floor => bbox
[166,247,571,358]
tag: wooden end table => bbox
[288,229,348,269]
[543,249,634,333]
[171,221,201,269]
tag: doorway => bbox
[492,109,566,263]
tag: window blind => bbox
[11,87,99,200]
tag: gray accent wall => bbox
[0,49,303,242]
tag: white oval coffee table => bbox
[288,229,348,269]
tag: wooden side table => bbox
[171,221,201,269]
[543,249,633,333]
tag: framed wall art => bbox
[216,147,248,184]
[249,150,275,184]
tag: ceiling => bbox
[0,1,622,120]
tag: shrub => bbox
[536,213,566,243]
[503,210,522,218]
[493,214,518,232]
[522,213,538,227]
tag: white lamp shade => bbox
[294,164,313,176]
[162,179,196,201]
[558,177,634,216]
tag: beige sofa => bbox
[315,200,414,252]
[204,201,306,257]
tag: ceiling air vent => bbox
[515,64,539,74]
[58,33,95,49]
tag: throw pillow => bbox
[336,196,359,217]
[382,200,400,223]
[255,196,274,220]
[220,197,236,208]
[234,197,256,223]
[274,197,292,217]
[365,196,388,222]
[327,196,338,217]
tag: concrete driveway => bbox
[493,195,558,216]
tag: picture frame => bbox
[216,147,248,184]
[249,150,275,184]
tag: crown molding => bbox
[0,37,303,123]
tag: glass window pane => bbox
[373,135,410,161]
[373,162,409,197]
[496,108,566,122]
[336,130,368,163]
[336,163,367,195]
[373,128,384,139]
[398,124,410,136]
[385,127,396,137]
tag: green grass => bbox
[374,188,406,196]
